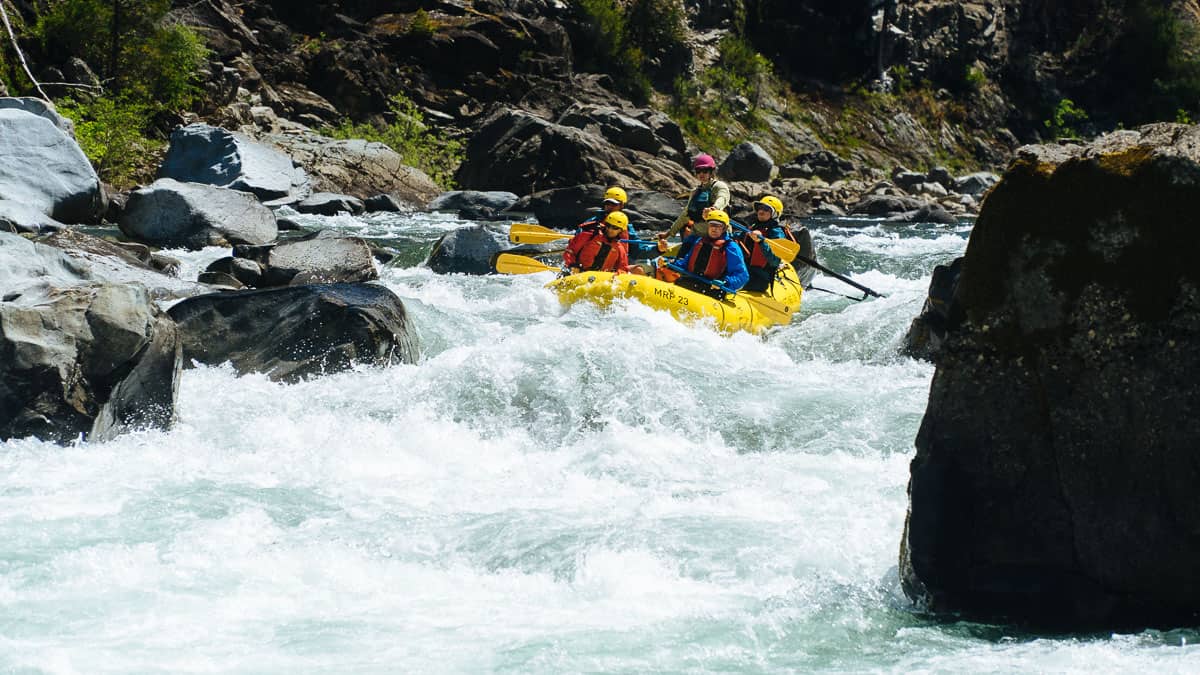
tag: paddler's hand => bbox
[656,235,668,252]
[749,231,763,242]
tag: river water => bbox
[2,212,1197,672]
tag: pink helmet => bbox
[692,153,717,170]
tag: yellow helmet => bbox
[704,209,730,227]
[754,195,783,218]
[603,186,628,205]
[603,211,629,231]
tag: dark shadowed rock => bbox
[167,283,417,382]
[849,194,927,217]
[0,107,104,223]
[779,150,857,182]
[429,190,520,218]
[886,203,958,224]
[364,194,405,212]
[0,234,180,443]
[901,124,1200,629]
[455,108,692,195]
[159,124,310,201]
[425,224,507,275]
[900,257,963,361]
[719,142,774,182]
[119,178,278,250]
[506,185,681,231]
[295,192,366,216]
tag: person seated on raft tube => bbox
[563,210,631,275]
[672,209,748,299]
[662,153,731,242]
[578,187,659,262]
[737,195,791,293]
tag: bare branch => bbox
[0,0,50,101]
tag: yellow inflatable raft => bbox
[548,263,804,334]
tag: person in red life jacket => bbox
[577,186,658,263]
[673,209,747,298]
[663,153,731,242]
[738,195,790,292]
[563,210,631,275]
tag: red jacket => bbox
[563,229,629,273]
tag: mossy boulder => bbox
[901,123,1200,629]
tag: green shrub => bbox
[1109,1,1200,123]
[624,0,686,72]
[407,9,436,37]
[31,0,208,111]
[325,93,464,189]
[1043,98,1089,139]
[574,0,651,103]
[55,97,163,186]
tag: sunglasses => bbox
[694,169,712,175]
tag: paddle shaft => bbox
[792,253,882,298]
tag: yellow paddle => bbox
[494,253,561,275]
[728,221,800,263]
[509,223,570,245]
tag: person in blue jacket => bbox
[672,209,748,298]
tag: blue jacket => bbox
[739,219,787,268]
[676,232,749,292]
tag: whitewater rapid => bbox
[2,214,1197,673]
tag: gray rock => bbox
[719,142,774,182]
[0,199,67,233]
[425,224,507,275]
[0,96,75,136]
[167,283,418,383]
[849,194,927,216]
[262,232,378,287]
[158,123,310,201]
[204,256,264,287]
[0,108,104,223]
[295,192,365,216]
[119,178,278,250]
[0,240,180,443]
[257,132,440,206]
[928,166,955,188]
[954,171,1001,196]
[886,203,958,224]
[506,185,681,231]
[892,170,928,192]
[429,190,520,215]
[780,151,856,182]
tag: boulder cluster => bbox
[0,101,419,444]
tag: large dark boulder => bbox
[168,283,417,382]
[506,185,681,231]
[901,124,1200,629]
[0,234,180,443]
[719,142,774,182]
[455,108,692,195]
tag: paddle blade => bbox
[509,223,570,245]
[494,253,560,275]
[763,237,799,263]
[741,293,793,325]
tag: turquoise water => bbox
[2,213,1197,672]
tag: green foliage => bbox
[1109,1,1200,123]
[669,35,772,148]
[574,0,651,103]
[55,96,162,186]
[964,66,987,92]
[30,0,209,111]
[1043,98,1089,139]
[325,93,464,189]
[624,0,686,71]
[1176,108,1193,124]
[407,9,436,37]
[890,65,912,93]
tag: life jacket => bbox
[576,231,625,271]
[686,237,729,280]
[686,184,716,221]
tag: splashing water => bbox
[2,214,1197,673]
